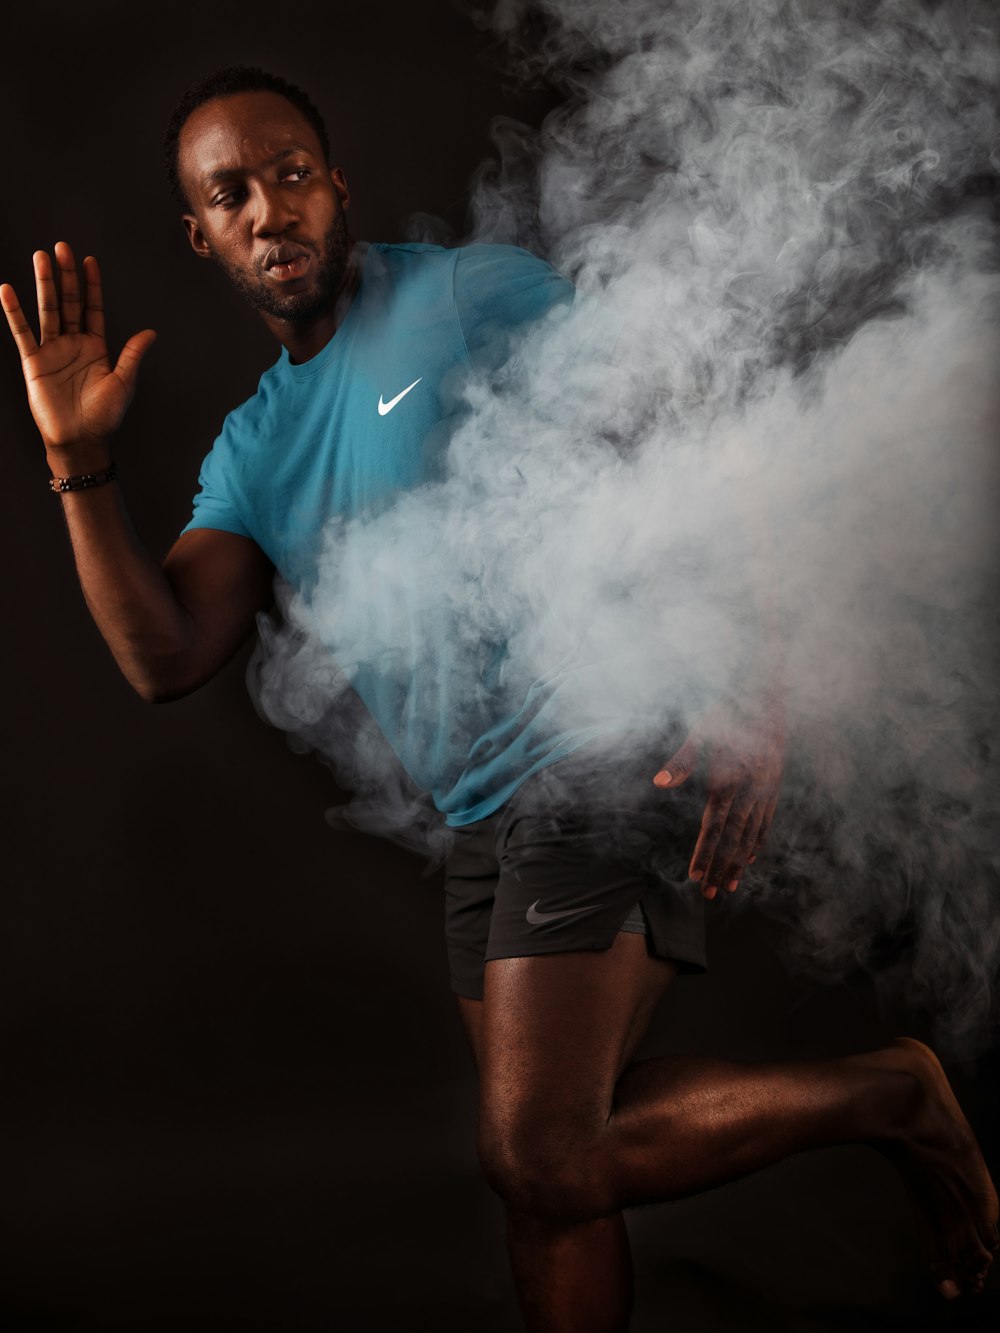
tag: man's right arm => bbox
[54,477,274,702]
[2,242,274,703]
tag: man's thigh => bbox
[477,934,678,1122]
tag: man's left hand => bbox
[652,699,786,900]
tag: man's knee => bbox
[477,1101,615,1222]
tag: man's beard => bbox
[214,208,352,323]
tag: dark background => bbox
[1,2,997,1329]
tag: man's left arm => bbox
[652,499,787,900]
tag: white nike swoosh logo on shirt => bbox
[377,377,423,415]
[525,899,604,925]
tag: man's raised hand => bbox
[652,698,785,900]
[1,242,156,462]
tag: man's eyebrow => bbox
[201,145,318,189]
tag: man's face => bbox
[178,90,351,324]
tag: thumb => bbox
[113,328,157,393]
[653,734,699,788]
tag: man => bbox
[3,65,996,1331]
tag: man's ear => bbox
[182,213,212,260]
[330,166,350,212]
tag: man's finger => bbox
[113,329,158,395]
[688,788,736,885]
[83,255,106,342]
[729,801,768,883]
[653,735,699,788]
[0,283,40,360]
[54,241,82,335]
[750,797,779,860]
[33,250,60,343]
[698,788,756,893]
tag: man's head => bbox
[164,67,352,327]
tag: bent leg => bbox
[476,932,677,1332]
[475,938,999,1332]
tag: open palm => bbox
[1,242,155,453]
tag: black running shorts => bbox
[443,736,708,999]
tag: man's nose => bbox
[251,183,300,236]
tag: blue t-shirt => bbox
[183,241,614,824]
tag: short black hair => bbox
[163,65,331,209]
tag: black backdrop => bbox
[1,2,997,1330]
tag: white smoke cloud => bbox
[250,0,1000,1051]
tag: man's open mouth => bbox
[263,244,312,282]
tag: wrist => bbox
[45,438,113,476]
[49,461,118,495]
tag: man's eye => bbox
[212,189,243,208]
[282,168,311,182]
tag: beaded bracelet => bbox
[49,463,118,494]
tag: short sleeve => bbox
[179,438,252,540]
[453,244,575,373]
